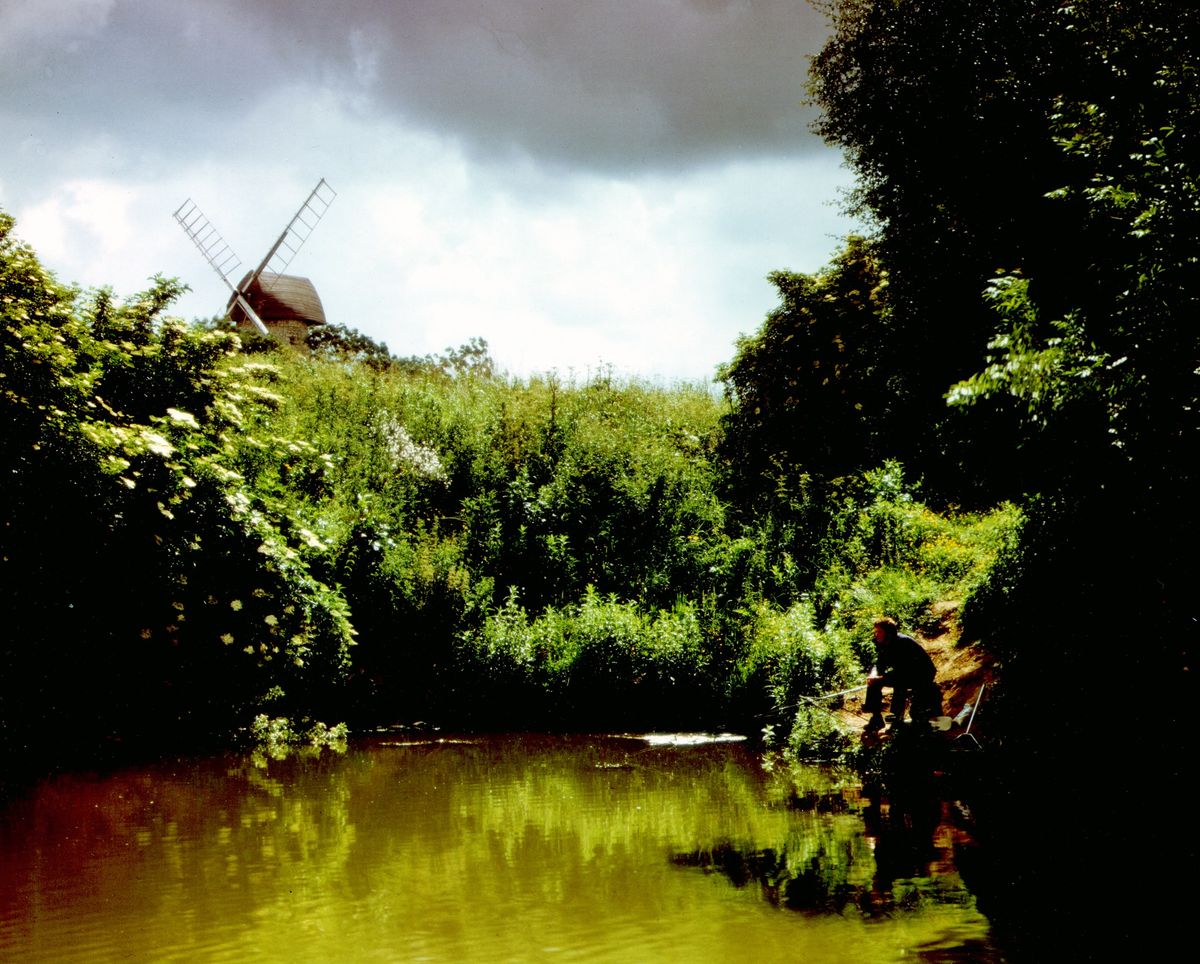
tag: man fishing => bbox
[863,617,940,733]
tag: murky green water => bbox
[0,733,1000,962]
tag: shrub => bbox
[0,213,353,758]
[735,600,859,730]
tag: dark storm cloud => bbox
[3,0,830,175]
[331,0,830,171]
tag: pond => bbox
[0,733,1006,962]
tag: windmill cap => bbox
[228,272,326,326]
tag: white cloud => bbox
[17,179,138,285]
[9,91,857,381]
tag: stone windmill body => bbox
[173,179,336,345]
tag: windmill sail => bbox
[247,178,337,296]
[172,198,269,335]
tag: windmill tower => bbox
[173,178,337,345]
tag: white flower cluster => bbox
[379,417,446,481]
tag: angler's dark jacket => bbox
[877,633,935,684]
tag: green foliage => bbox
[249,350,733,726]
[807,0,1082,505]
[947,2,1200,485]
[808,1,1196,796]
[304,322,399,371]
[945,275,1069,415]
[783,705,855,763]
[453,589,714,730]
[248,714,348,765]
[748,464,1021,649]
[0,212,353,759]
[802,3,1194,936]
[0,185,1022,766]
[809,0,1068,268]
[718,237,895,495]
[945,0,1198,746]
[736,600,859,726]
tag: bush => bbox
[452,588,716,730]
[0,213,353,759]
[735,600,859,730]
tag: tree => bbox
[803,10,1198,942]
[718,236,893,494]
[934,7,1198,944]
[951,0,1200,684]
[305,322,398,371]
[807,0,1090,501]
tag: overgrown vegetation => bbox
[0,214,353,762]
[803,3,1196,945]
[808,0,1196,769]
[0,217,1013,764]
[253,339,1015,748]
[1,4,1193,815]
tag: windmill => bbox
[173,178,337,344]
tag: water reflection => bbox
[0,734,1000,962]
[671,772,980,923]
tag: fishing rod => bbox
[797,683,869,705]
[757,682,870,719]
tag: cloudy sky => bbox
[2,0,858,382]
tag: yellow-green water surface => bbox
[0,733,998,962]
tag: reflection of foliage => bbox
[672,779,976,920]
[674,843,861,912]
[247,714,348,766]
[2,735,995,960]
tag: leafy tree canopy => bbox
[718,236,894,496]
